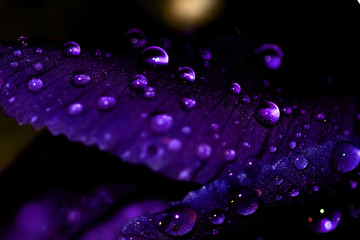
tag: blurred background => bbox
[1,0,360,171]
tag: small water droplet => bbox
[124,28,147,50]
[94,49,101,56]
[254,43,284,70]
[304,124,311,130]
[198,49,212,61]
[272,175,283,185]
[72,73,91,86]
[289,188,300,197]
[32,62,43,71]
[156,206,197,236]
[330,142,360,173]
[182,126,191,134]
[281,106,292,115]
[240,95,251,104]
[8,97,16,103]
[270,146,277,152]
[224,149,236,161]
[68,103,84,115]
[97,96,116,111]
[289,141,297,149]
[63,42,81,57]
[27,78,43,92]
[150,114,173,133]
[12,50,21,57]
[229,82,241,95]
[35,47,43,54]
[168,139,182,151]
[143,86,156,98]
[208,210,225,225]
[254,101,280,127]
[291,152,308,170]
[181,98,196,110]
[196,143,212,159]
[315,112,325,121]
[177,67,196,82]
[139,46,169,69]
[9,61,18,68]
[130,74,148,89]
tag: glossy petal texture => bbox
[1,35,360,239]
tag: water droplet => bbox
[94,49,101,56]
[304,124,311,130]
[32,62,43,71]
[157,206,197,236]
[254,44,284,70]
[143,86,156,98]
[181,98,196,110]
[240,95,251,104]
[17,36,29,47]
[150,114,173,133]
[208,210,225,225]
[224,149,236,161]
[35,47,43,54]
[8,97,15,103]
[130,74,148,89]
[281,106,292,115]
[295,132,302,138]
[182,126,191,134]
[198,49,212,60]
[139,46,169,69]
[177,67,196,82]
[229,82,241,95]
[254,101,280,127]
[289,141,297,149]
[236,188,259,216]
[119,235,143,240]
[168,139,182,151]
[270,146,277,152]
[124,28,147,50]
[272,175,283,185]
[315,112,325,121]
[12,50,21,57]
[308,208,341,233]
[290,152,308,170]
[63,42,81,57]
[289,188,300,197]
[9,61,18,68]
[68,103,84,116]
[97,96,116,111]
[330,142,360,173]
[196,143,212,159]
[72,73,91,86]
[27,78,43,92]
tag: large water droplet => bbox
[254,43,284,70]
[290,152,308,170]
[236,188,259,216]
[157,206,197,236]
[139,46,169,69]
[177,67,195,82]
[308,208,341,233]
[124,28,146,50]
[68,103,84,116]
[150,114,173,133]
[229,82,241,95]
[130,74,148,89]
[27,78,43,92]
[63,42,81,57]
[209,210,225,225]
[330,142,360,173]
[254,101,280,127]
[71,73,91,86]
[97,96,116,111]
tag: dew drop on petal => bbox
[289,188,300,197]
[208,210,225,225]
[63,42,81,57]
[196,143,212,159]
[27,78,43,92]
[330,142,360,173]
[32,62,43,71]
[290,152,308,170]
[150,114,173,133]
[272,175,283,185]
[254,43,284,70]
[229,82,241,95]
[254,101,280,127]
[72,73,91,86]
[236,188,259,216]
[139,46,169,69]
[97,96,116,111]
[143,86,156,98]
[68,103,84,116]
[17,36,29,48]
[177,67,196,82]
[12,50,21,57]
[181,98,196,110]
[157,206,197,236]
[130,74,148,89]
[224,149,236,162]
